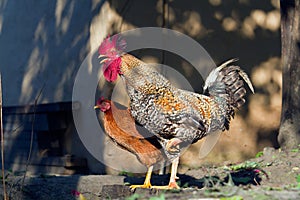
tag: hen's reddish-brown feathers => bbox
[99,99,164,167]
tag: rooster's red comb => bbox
[98,35,127,55]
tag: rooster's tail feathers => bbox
[204,58,254,104]
[203,59,254,130]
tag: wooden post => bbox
[278,0,300,149]
[0,73,8,199]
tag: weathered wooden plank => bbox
[3,101,80,115]
[3,114,49,131]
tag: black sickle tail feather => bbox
[204,59,254,130]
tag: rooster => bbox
[94,98,180,189]
[98,35,254,189]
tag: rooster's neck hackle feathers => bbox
[121,54,144,74]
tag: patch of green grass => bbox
[296,174,300,189]
[125,193,140,200]
[149,194,165,200]
[264,186,283,191]
[250,193,271,200]
[291,148,299,153]
[223,161,260,171]
[223,160,273,172]
[289,144,300,152]
[119,170,134,177]
[255,151,264,158]
[220,196,243,200]
[203,187,221,197]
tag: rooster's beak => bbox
[94,105,100,110]
[100,58,109,64]
[98,55,108,64]
[98,54,106,58]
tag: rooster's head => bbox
[94,97,111,112]
[98,35,126,82]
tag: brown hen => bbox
[95,98,179,189]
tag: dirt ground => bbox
[1,146,299,200]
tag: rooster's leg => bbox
[168,156,180,188]
[151,157,180,190]
[129,165,153,190]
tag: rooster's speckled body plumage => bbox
[119,54,254,161]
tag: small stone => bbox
[292,167,299,172]
[263,147,276,157]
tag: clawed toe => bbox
[129,184,152,191]
[151,182,180,190]
[166,138,182,153]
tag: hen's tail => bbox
[203,58,254,130]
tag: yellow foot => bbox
[151,182,180,190]
[130,183,152,191]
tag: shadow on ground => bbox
[125,168,262,189]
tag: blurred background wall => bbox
[0,0,281,174]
